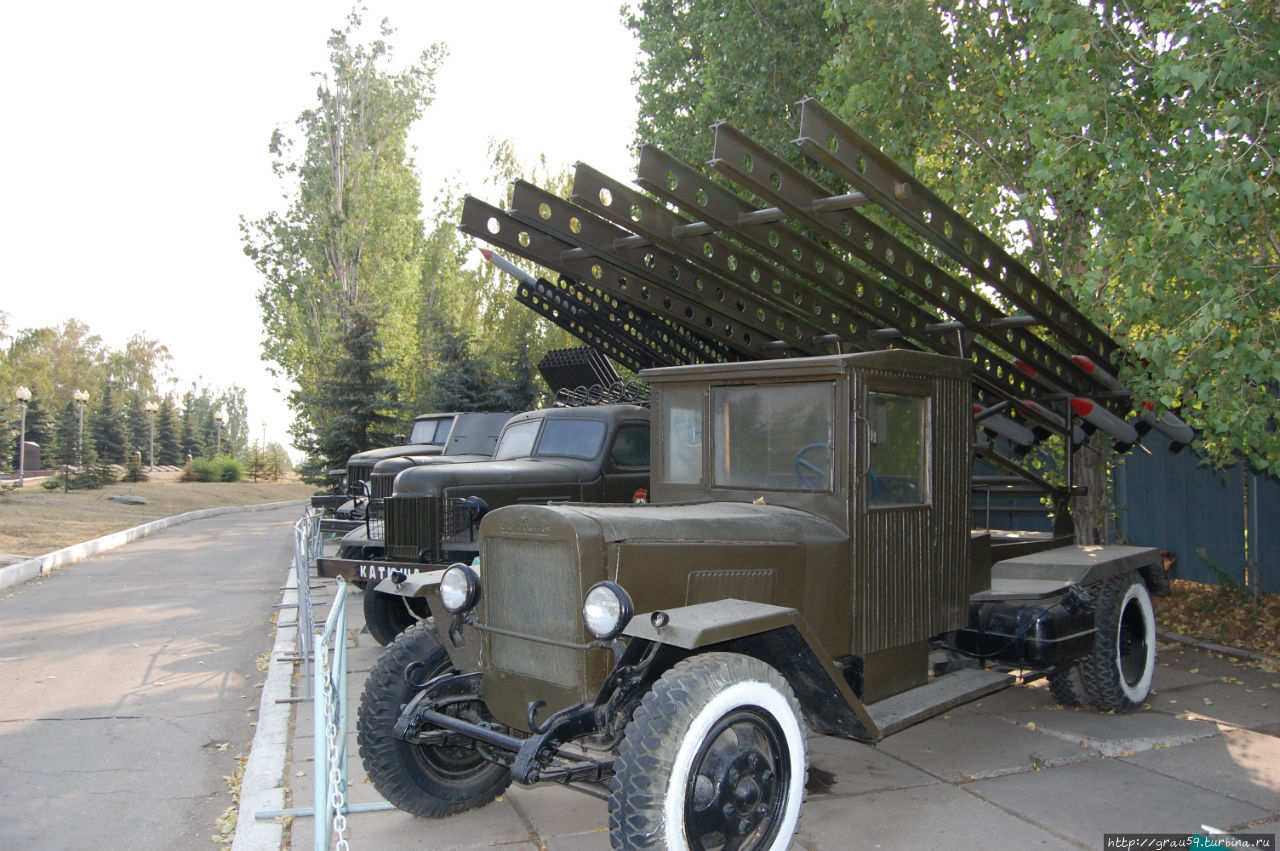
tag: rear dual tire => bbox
[1049,573,1155,713]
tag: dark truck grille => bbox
[383,496,480,562]
[481,537,582,688]
[385,496,441,561]
[346,463,374,490]
[369,471,396,500]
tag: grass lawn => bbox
[0,469,315,558]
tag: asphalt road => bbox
[0,503,300,850]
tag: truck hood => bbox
[392,456,598,498]
[348,444,445,465]
[483,500,846,546]
[372,453,490,474]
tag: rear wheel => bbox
[1081,573,1156,712]
[363,587,429,646]
[1047,663,1087,707]
[356,621,510,818]
[610,653,807,850]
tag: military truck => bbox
[355,349,1164,847]
[317,401,651,644]
[311,411,513,535]
[350,100,1187,848]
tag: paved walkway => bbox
[0,503,303,850]
[258,572,1280,850]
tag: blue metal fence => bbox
[1114,432,1276,594]
[971,433,1278,594]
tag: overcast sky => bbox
[1,1,641,455]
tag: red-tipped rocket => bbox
[1071,355,1127,393]
[1013,358,1070,395]
[1069,398,1139,446]
[973,403,1037,447]
[1137,401,1195,448]
[1019,399,1087,445]
[479,247,537,286]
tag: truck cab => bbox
[316,403,650,644]
[312,411,514,533]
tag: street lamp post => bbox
[214,408,227,456]
[144,401,159,471]
[72,389,89,469]
[14,386,31,487]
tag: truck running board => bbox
[866,669,1014,738]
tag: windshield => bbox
[409,417,453,445]
[493,420,539,460]
[712,382,836,491]
[536,419,606,458]
[492,417,608,461]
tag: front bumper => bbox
[315,556,441,584]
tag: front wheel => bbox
[363,586,429,646]
[1081,573,1156,712]
[610,653,807,850]
[356,621,510,818]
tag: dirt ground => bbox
[0,469,315,557]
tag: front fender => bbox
[373,569,446,598]
[623,598,796,648]
[623,599,881,742]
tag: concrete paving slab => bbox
[1122,728,1280,811]
[335,797,539,849]
[805,734,938,798]
[875,708,1099,781]
[795,781,1077,849]
[942,678,1061,715]
[509,784,611,840]
[1150,680,1279,733]
[998,705,1229,756]
[967,757,1274,844]
[1151,657,1222,691]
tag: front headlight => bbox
[439,563,480,614]
[582,581,634,641]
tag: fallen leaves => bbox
[1154,579,1280,658]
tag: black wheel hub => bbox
[685,708,789,851]
[1118,597,1149,686]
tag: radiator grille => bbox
[384,496,441,561]
[482,538,582,688]
[346,463,373,489]
[369,471,396,500]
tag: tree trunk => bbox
[1069,435,1113,545]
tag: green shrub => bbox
[183,456,244,483]
[218,457,244,482]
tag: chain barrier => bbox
[314,580,350,850]
[256,509,392,847]
[292,509,320,692]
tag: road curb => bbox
[232,560,301,851]
[0,500,306,590]
[1158,628,1280,666]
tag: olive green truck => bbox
[356,350,1165,849]
[350,98,1183,849]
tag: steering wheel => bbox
[794,443,830,489]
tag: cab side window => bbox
[609,424,650,469]
[867,392,931,507]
